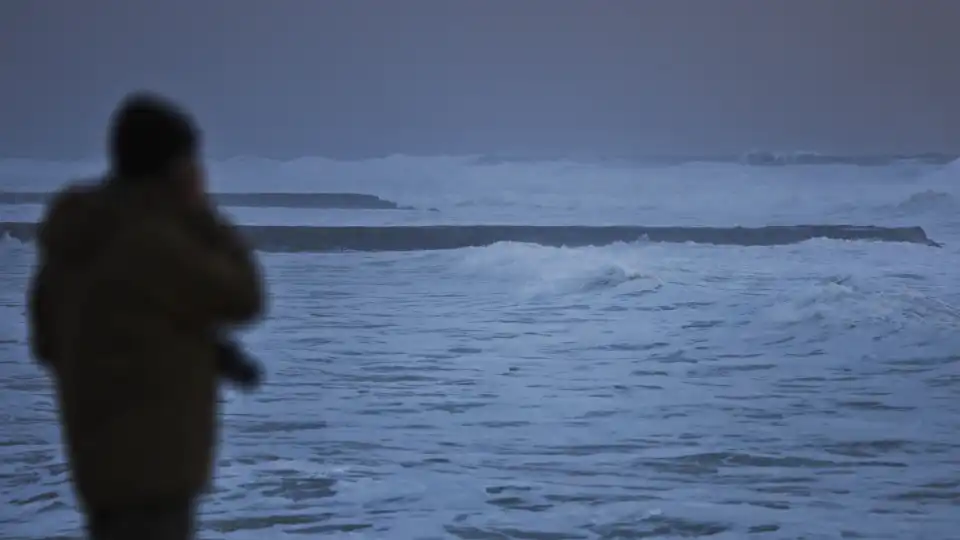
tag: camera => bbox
[215,338,263,391]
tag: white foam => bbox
[456,241,663,299]
[3,156,960,539]
[0,155,947,227]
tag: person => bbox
[26,92,266,540]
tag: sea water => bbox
[1,155,959,539]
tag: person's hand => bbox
[229,358,263,391]
[216,339,264,392]
[169,156,209,209]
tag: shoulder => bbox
[37,180,108,252]
[43,180,101,220]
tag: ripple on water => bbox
[2,237,960,538]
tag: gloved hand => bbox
[216,338,264,391]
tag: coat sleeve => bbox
[26,260,56,366]
[101,214,265,328]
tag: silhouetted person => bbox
[26,92,266,540]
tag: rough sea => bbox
[2,154,959,539]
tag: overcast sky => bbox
[1,0,958,160]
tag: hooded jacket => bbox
[27,178,264,511]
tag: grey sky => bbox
[1,0,958,160]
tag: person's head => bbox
[108,92,205,200]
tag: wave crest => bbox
[893,190,958,214]
[739,150,955,167]
[457,241,662,298]
[766,275,960,332]
[0,222,940,252]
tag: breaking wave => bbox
[0,222,939,253]
[766,274,960,333]
[893,190,958,215]
[457,241,663,298]
[878,159,960,217]
[738,150,955,167]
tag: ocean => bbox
[1,154,959,539]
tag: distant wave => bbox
[0,223,940,252]
[471,152,958,167]
[737,151,956,167]
[0,191,408,210]
[892,190,959,215]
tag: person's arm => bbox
[103,215,265,327]
[26,260,56,366]
[26,183,98,367]
[184,205,263,289]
